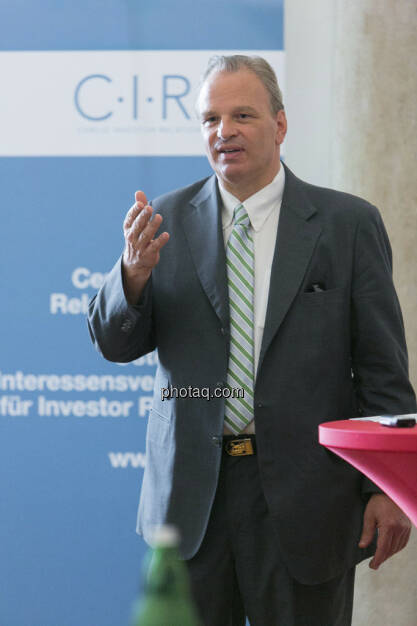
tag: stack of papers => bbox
[350,413,417,424]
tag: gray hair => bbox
[199,54,284,114]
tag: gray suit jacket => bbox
[88,164,416,584]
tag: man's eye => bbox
[203,117,217,125]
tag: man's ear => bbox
[275,109,287,146]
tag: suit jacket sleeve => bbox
[87,255,155,362]
[350,204,416,495]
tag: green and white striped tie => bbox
[224,204,255,434]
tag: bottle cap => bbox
[150,524,180,547]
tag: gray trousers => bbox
[186,446,355,626]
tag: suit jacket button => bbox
[257,402,263,408]
[211,436,222,448]
[121,319,133,332]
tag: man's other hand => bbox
[122,190,169,304]
[359,493,411,569]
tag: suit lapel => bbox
[181,176,230,328]
[180,168,322,372]
[257,166,322,375]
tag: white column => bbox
[285,1,417,624]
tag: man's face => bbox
[198,68,287,201]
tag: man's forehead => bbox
[201,68,260,92]
[198,69,267,111]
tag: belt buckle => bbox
[226,438,254,456]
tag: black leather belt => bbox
[223,434,257,456]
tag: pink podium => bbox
[319,418,417,527]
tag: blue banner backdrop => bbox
[0,2,284,624]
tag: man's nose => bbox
[217,118,237,140]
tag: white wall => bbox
[284,2,417,625]
[284,0,336,187]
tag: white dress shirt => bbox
[218,164,285,434]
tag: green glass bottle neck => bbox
[144,546,189,598]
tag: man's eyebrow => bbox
[200,109,216,118]
[232,105,258,114]
[200,105,258,118]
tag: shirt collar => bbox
[218,163,285,232]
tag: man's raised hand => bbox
[122,190,169,304]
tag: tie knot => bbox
[234,204,250,228]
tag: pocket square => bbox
[306,282,325,293]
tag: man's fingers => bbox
[124,201,146,231]
[135,190,148,205]
[122,188,169,277]
[360,494,412,571]
[142,232,170,266]
[369,520,411,569]
[358,513,376,549]
[401,525,412,550]
[129,210,163,250]
[393,525,411,555]
[139,212,163,247]
[125,205,154,244]
[369,527,393,569]
[150,231,170,252]
[123,190,149,231]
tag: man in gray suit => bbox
[88,56,416,625]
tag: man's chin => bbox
[217,165,247,188]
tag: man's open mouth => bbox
[218,146,244,155]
